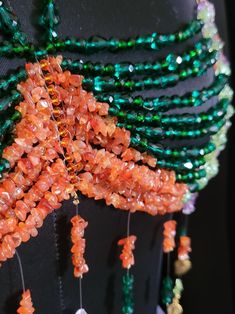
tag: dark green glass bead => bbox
[176,168,207,182]
[165,54,178,71]
[39,0,60,41]
[0,110,22,142]
[122,273,134,314]
[0,119,14,135]
[11,110,22,122]
[0,91,22,112]
[0,68,27,95]
[0,158,10,173]
[179,227,187,237]
[157,157,205,172]
[161,276,174,305]
[0,2,27,45]
[87,35,107,50]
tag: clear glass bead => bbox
[197,1,215,23]
[75,309,88,314]
[202,23,217,38]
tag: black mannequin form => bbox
[0,1,229,314]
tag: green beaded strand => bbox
[118,112,226,140]
[98,74,228,113]
[109,98,229,129]
[161,276,174,306]
[0,39,220,97]
[0,21,203,58]
[82,51,217,93]
[61,38,214,78]
[122,272,134,314]
[130,137,216,160]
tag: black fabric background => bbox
[0,0,234,313]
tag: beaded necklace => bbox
[0,0,233,313]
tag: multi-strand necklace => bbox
[0,0,233,313]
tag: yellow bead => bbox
[174,259,192,276]
[167,298,183,314]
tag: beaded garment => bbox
[0,0,233,313]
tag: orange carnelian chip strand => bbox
[70,215,89,278]
[17,289,35,314]
[163,220,177,253]
[178,236,192,260]
[0,56,187,265]
[118,235,137,269]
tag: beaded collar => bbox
[0,0,233,313]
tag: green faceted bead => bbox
[39,0,60,41]
[161,276,174,305]
[166,54,178,71]
[0,91,22,112]
[0,2,27,44]
[0,158,10,172]
[11,110,22,122]
[122,273,134,314]
[0,119,13,135]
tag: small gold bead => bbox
[65,155,72,162]
[52,97,60,106]
[61,138,70,147]
[40,60,48,70]
[59,129,68,137]
[44,74,53,84]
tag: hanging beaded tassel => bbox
[175,193,197,276]
[175,234,192,277]
[71,214,89,278]
[70,210,89,314]
[17,290,35,314]
[167,279,183,314]
[163,196,196,312]
[15,250,35,313]
[161,220,177,308]
[118,235,137,314]
[118,235,137,269]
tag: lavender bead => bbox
[182,193,198,215]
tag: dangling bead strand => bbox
[17,290,35,314]
[175,193,197,276]
[15,250,35,314]
[161,220,177,307]
[118,235,137,270]
[175,235,192,277]
[167,279,184,314]
[122,272,135,314]
[118,212,137,314]
[70,215,89,278]
[163,220,177,254]
[71,213,89,314]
